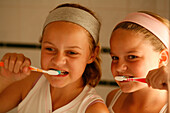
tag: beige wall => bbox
[0,0,169,112]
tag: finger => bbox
[8,54,17,72]
[13,54,25,73]
[150,67,168,89]
[22,66,31,76]
[1,53,10,69]
[149,72,160,88]
[20,58,31,74]
[152,81,167,90]
[146,70,157,87]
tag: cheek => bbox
[111,62,116,77]
[69,59,87,77]
[41,51,51,69]
[130,61,149,77]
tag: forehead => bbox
[43,21,89,36]
[110,29,153,52]
[42,21,90,47]
[111,29,144,43]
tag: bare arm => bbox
[0,80,23,112]
[0,53,31,112]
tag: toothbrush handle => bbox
[136,78,146,83]
[127,78,146,83]
[29,66,43,73]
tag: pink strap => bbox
[120,12,170,50]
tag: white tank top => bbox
[18,75,104,113]
[108,89,167,113]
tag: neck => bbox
[50,83,84,98]
[131,87,167,106]
[50,79,84,110]
[121,87,167,113]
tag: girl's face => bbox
[110,29,160,93]
[41,21,93,88]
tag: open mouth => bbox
[117,75,134,78]
[60,70,69,75]
[49,68,69,75]
[126,76,134,78]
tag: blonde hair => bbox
[113,11,170,52]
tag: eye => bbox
[128,55,138,59]
[46,47,55,51]
[68,51,76,54]
[111,56,119,63]
[112,56,119,60]
[67,51,79,55]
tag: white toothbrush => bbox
[0,62,61,75]
[29,66,61,75]
[115,76,146,83]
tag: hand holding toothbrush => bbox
[0,53,32,82]
[0,53,33,93]
[0,52,63,95]
[115,66,169,90]
[0,53,61,82]
[0,53,61,93]
[146,66,169,90]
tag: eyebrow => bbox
[67,46,82,50]
[127,50,142,54]
[42,41,82,50]
[110,50,142,55]
[42,41,55,45]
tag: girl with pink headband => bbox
[106,11,169,113]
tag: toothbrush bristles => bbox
[115,76,127,81]
[46,70,61,75]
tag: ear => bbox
[159,49,169,67]
[87,46,99,64]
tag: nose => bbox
[115,62,128,73]
[51,53,66,66]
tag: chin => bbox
[121,85,148,93]
[121,88,137,93]
[50,82,68,88]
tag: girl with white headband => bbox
[106,11,169,113]
[0,3,109,113]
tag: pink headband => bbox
[120,12,170,50]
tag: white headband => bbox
[43,7,100,44]
[120,12,170,50]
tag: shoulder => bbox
[85,101,109,113]
[106,88,120,106]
